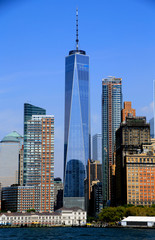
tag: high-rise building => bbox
[24,115,54,212]
[102,76,122,204]
[92,134,102,162]
[121,101,136,122]
[64,10,90,209]
[86,159,102,213]
[115,116,150,205]
[23,103,46,185]
[149,117,154,138]
[0,131,23,187]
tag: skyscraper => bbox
[64,9,90,209]
[24,114,54,212]
[102,76,122,204]
[23,103,46,185]
[92,134,102,162]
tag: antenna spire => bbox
[76,8,79,50]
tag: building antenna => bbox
[76,8,79,50]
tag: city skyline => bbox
[0,0,155,178]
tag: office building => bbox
[121,101,136,122]
[54,178,63,210]
[92,134,102,162]
[124,142,155,206]
[0,131,23,187]
[90,182,103,216]
[149,117,154,138]
[115,116,150,205]
[18,145,24,186]
[1,185,18,212]
[102,76,122,204]
[64,10,90,209]
[23,103,46,185]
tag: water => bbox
[0,227,155,240]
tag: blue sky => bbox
[0,0,155,178]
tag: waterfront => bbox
[0,227,155,240]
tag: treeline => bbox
[98,205,155,223]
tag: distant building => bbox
[1,185,18,212]
[102,76,122,204]
[86,159,102,214]
[115,116,150,205]
[121,101,136,122]
[92,134,102,163]
[23,103,46,185]
[24,114,54,212]
[0,208,87,226]
[121,216,155,227]
[149,117,154,138]
[90,182,103,216]
[18,145,24,186]
[54,178,63,210]
[0,131,23,187]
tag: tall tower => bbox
[64,9,90,209]
[102,77,122,205]
[23,103,46,185]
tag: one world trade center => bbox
[63,9,90,209]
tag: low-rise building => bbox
[121,216,155,227]
[0,208,86,226]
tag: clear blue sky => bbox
[0,0,155,178]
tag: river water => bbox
[0,227,155,240]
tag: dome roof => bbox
[1,131,22,143]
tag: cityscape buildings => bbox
[54,178,63,210]
[92,134,102,162]
[149,117,154,138]
[121,101,136,122]
[23,103,46,185]
[63,10,90,209]
[0,131,23,187]
[115,116,150,205]
[124,141,155,206]
[102,76,122,204]
[24,114,54,212]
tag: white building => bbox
[121,216,155,227]
[0,208,86,226]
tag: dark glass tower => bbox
[23,103,46,185]
[63,10,90,209]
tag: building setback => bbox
[102,76,122,204]
[64,10,90,209]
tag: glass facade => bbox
[64,51,90,204]
[23,103,46,185]
[102,77,122,203]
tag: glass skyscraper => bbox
[64,11,90,209]
[102,77,122,204]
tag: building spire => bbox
[76,8,79,50]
